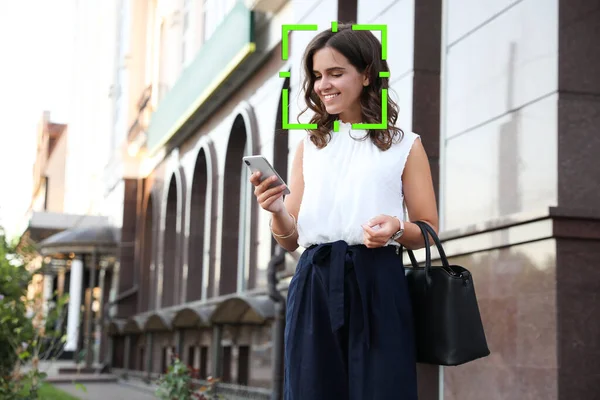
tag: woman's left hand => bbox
[361,214,401,248]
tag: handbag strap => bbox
[414,221,451,270]
[405,245,419,267]
[405,221,433,286]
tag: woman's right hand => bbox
[249,172,288,214]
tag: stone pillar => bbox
[556,3,600,396]
[107,335,114,367]
[42,274,54,319]
[43,274,54,300]
[124,335,131,370]
[146,333,154,381]
[65,258,84,352]
[85,251,97,367]
[211,325,223,379]
[175,329,185,360]
[96,266,106,364]
[57,267,66,297]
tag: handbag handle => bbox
[415,221,450,270]
[405,221,451,287]
[405,221,433,286]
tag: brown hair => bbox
[298,23,403,151]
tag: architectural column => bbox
[43,274,54,299]
[145,333,154,381]
[211,325,223,379]
[96,265,106,364]
[42,274,54,319]
[124,335,132,370]
[107,335,114,368]
[85,251,97,367]
[57,267,66,297]
[65,257,84,352]
[175,329,184,360]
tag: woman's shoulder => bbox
[392,129,420,151]
[399,129,420,141]
[303,130,334,151]
[302,132,315,148]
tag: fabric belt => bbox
[308,240,371,348]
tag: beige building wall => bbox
[30,112,68,214]
[127,0,151,129]
[64,0,117,215]
[43,129,68,213]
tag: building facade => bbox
[104,0,600,398]
[21,110,118,364]
[20,0,121,368]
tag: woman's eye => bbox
[332,74,342,77]
[314,76,321,80]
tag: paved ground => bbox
[26,360,159,400]
[54,382,158,400]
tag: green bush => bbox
[0,227,72,399]
[0,227,33,379]
[155,355,224,400]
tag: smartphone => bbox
[243,155,291,195]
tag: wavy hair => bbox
[298,23,403,151]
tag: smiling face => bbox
[312,46,369,124]
[299,25,401,151]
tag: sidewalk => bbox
[29,360,158,400]
[53,382,158,400]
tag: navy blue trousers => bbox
[284,241,418,400]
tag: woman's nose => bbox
[318,77,331,91]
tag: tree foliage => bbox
[0,226,72,399]
[0,227,34,378]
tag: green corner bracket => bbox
[281,24,319,61]
[281,89,318,130]
[351,24,388,130]
[281,24,319,130]
[351,24,387,60]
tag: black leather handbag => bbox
[403,221,490,366]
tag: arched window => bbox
[187,150,208,301]
[140,195,154,311]
[220,114,256,294]
[162,175,178,307]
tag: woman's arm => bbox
[362,138,439,249]
[397,138,439,249]
[270,139,305,252]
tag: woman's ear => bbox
[362,66,371,86]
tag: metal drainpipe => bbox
[267,246,287,400]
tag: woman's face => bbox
[312,46,368,124]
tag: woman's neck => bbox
[338,106,362,124]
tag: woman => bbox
[250,23,438,400]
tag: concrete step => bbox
[46,374,119,384]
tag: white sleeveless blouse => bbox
[297,122,420,248]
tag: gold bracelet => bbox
[270,213,297,239]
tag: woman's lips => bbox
[323,93,340,102]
